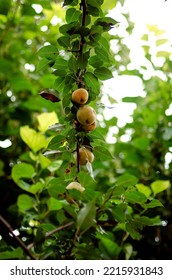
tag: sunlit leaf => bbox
[37,111,59,132]
[136,183,151,198]
[47,197,63,211]
[12,163,35,183]
[20,126,48,153]
[17,194,34,212]
[156,39,168,46]
[151,180,170,195]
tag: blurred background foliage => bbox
[0,0,172,260]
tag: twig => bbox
[79,0,87,54]
[0,215,36,260]
[27,221,74,250]
[76,142,80,173]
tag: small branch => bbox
[0,215,36,260]
[76,142,80,173]
[79,0,87,54]
[27,221,74,250]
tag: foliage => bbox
[0,0,172,260]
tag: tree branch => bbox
[27,221,74,250]
[0,215,36,260]
[79,0,87,54]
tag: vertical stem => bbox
[79,0,87,54]
[76,142,80,173]
[75,0,87,174]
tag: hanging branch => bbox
[0,215,36,260]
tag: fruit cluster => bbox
[66,88,96,192]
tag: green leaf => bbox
[20,126,48,153]
[68,56,78,72]
[132,137,150,151]
[0,0,11,15]
[53,57,68,71]
[86,0,104,7]
[0,248,23,260]
[63,0,78,6]
[136,183,152,198]
[89,55,104,68]
[34,227,45,253]
[84,72,100,94]
[112,186,125,197]
[113,203,127,223]
[39,153,51,169]
[54,77,66,93]
[47,135,66,150]
[66,8,81,23]
[78,171,96,189]
[12,163,35,184]
[134,215,154,227]
[57,36,71,48]
[93,146,113,161]
[29,182,44,194]
[125,190,147,205]
[89,130,105,142]
[116,174,138,187]
[87,5,101,17]
[145,199,164,209]
[156,39,168,46]
[17,180,32,192]
[95,45,111,63]
[126,222,141,240]
[47,197,63,211]
[33,56,50,73]
[78,52,89,69]
[94,67,113,80]
[47,178,66,197]
[77,200,96,233]
[37,45,58,60]
[17,194,34,212]
[99,237,121,258]
[95,17,118,31]
[156,51,171,58]
[37,111,58,132]
[151,180,170,195]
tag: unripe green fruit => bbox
[76,146,94,165]
[66,181,85,192]
[72,88,88,105]
[81,121,97,132]
[77,105,96,125]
